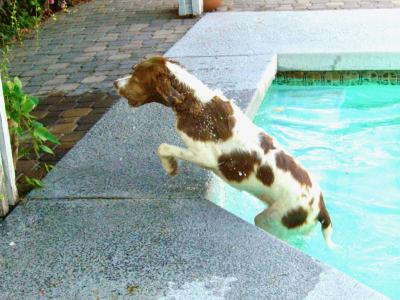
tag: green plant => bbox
[0,0,75,48]
[1,0,73,194]
[0,0,42,47]
[3,77,59,187]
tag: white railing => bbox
[0,76,18,216]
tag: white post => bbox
[0,76,18,216]
[192,0,203,15]
[178,0,203,16]
[178,0,192,16]
[0,156,9,216]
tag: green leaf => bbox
[13,77,22,89]
[31,120,43,128]
[32,178,44,188]
[6,80,13,91]
[9,111,20,123]
[25,176,43,188]
[44,163,54,172]
[21,96,36,113]
[39,144,54,155]
[3,82,10,94]
[34,126,59,144]
[19,147,29,157]
[12,83,22,96]
[30,96,40,106]
[16,126,23,136]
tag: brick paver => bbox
[7,0,400,194]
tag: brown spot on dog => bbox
[259,132,275,154]
[309,197,315,206]
[175,96,236,142]
[256,165,274,186]
[117,56,174,107]
[275,151,312,187]
[282,207,308,229]
[218,151,260,182]
[163,61,236,141]
[317,193,332,229]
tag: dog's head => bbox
[114,56,183,107]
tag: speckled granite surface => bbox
[1,198,323,299]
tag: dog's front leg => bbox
[158,143,212,176]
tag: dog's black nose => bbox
[113,80,119,89]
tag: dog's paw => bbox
[158,144,178,176]
[161,157,178,176]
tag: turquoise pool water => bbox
[208,84,400,298]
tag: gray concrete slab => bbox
[168,9,400,70]
[0,198,384,299]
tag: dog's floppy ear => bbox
[155,75,184,107]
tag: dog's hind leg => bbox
[254,207,271,228]
[317,194,336,249]
[254,205,286,238]
[158,143,215,176]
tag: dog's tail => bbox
[318,193,336,249]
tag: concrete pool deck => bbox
[1,8,397,299]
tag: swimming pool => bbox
[208,84,400,298]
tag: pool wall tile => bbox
[275,70,400,86]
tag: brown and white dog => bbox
[114,56,334,247]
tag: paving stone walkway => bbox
[8,0,196,192]
[7,0,400,193]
